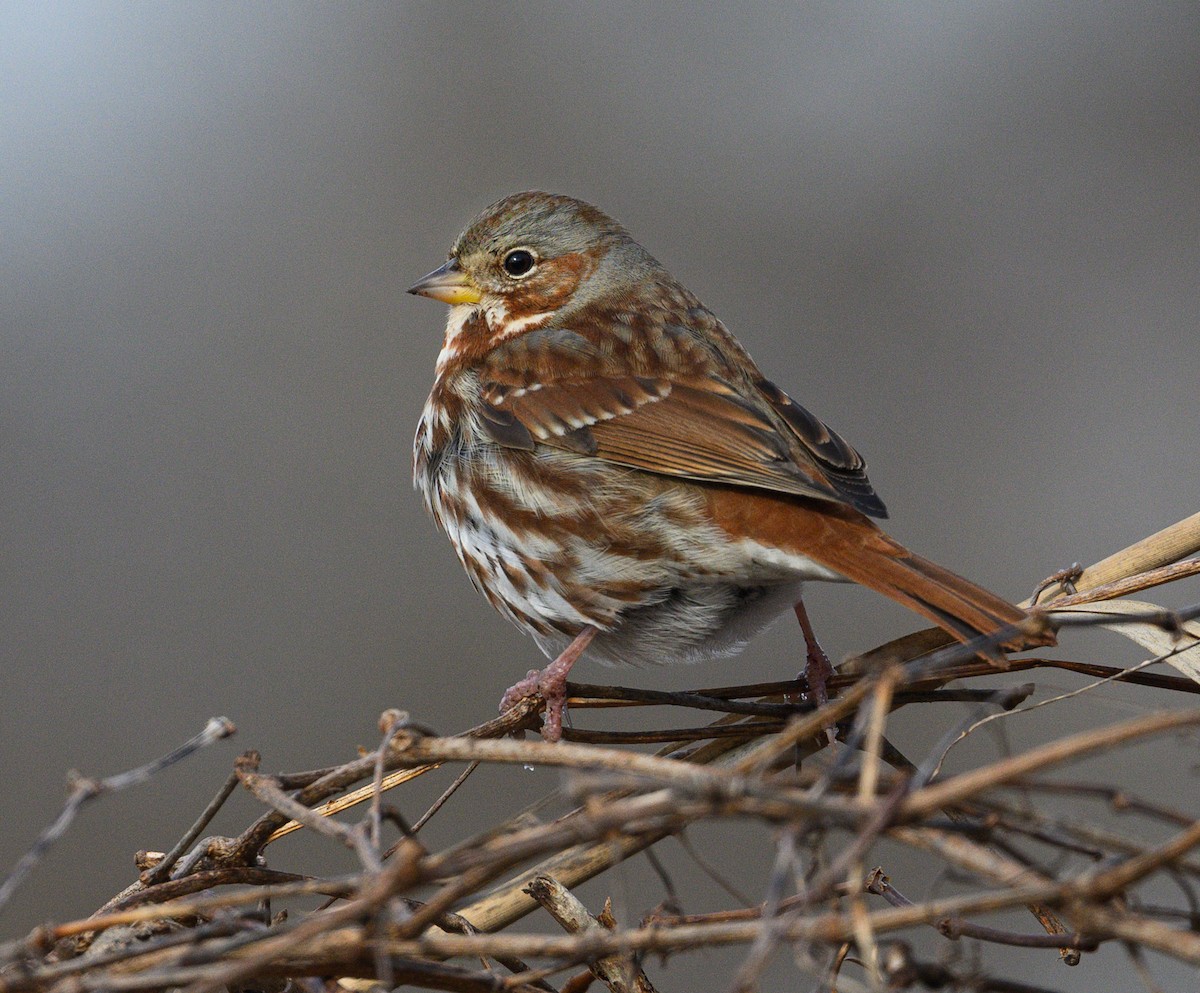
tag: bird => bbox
[410,192,1051,740]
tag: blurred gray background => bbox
[2,3,1198,989]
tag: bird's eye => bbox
[502,249,536,278]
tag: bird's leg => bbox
[794,597,834,706]
[499,626,597,742]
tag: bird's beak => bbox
[407,259,483,306]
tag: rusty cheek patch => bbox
[508,252,596,316]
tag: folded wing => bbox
[479,329,887,517]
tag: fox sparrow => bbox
[411,192,1049,740]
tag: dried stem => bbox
[3,516,1200,991]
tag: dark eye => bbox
[502,249,536,278]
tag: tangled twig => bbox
[1,515,1199,992]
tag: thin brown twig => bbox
[140,771,240,886]
[5,516,1200,992]
[0,718,235,914]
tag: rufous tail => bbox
[802,510,1054,652]
[703,487,1054,652]
[832,542,1051,651]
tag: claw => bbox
[498,627,597,742]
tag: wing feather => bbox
[477,329,888,517]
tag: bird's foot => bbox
[800,640,835,708]
[498,626,598,743]
[499,665,571,742]
[793,599,835,707]
[793,598,838,748]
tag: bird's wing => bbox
[753,378,887,518]
[477,328,887,517]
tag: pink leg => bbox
[499,626,598,742]
[794,598,834,706]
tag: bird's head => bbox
[409,192,663,328]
